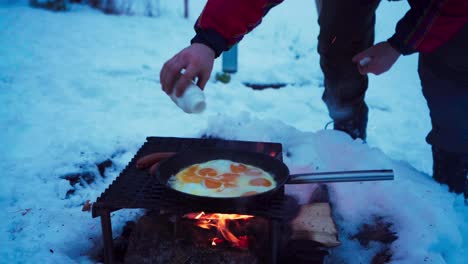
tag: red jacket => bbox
[190,0,468,57]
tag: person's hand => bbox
[352,41,401,75]
[160,43,215,97]
[136,152,176,175]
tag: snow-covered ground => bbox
[0,1,466,263]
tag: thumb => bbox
[174,65,197,97]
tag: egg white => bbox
[168,159,277,197]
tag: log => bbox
[290,203,340,247]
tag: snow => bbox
[0,1,467,263]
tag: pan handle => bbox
[286,169,394,184]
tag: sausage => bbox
[149,162,160,176]
[136,152,176,169]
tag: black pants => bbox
[419,25,468,155]
[318,0,380,123]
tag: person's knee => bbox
[317,1,379,58]
[319,55,365,86]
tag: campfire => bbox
[184,212,254,249]
[92,137,341,264]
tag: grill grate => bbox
[92,136,284,217]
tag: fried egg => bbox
[168,159,277,197]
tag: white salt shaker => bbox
[170,82,206,114]
[359,57,372,66]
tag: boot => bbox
[333,105,368,140]
[432,147,468,199]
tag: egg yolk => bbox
[176,165,200,182]
[249,178,272,187]
[230,163,247,173]
[204,178,223,189]
[173,160,276,197]
[198,167,218,177]
[186,165,199,174]
[180,173,203,183]
[219,173,240,182]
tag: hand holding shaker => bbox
[169,75,206,114]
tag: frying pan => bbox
[153,148,393,205]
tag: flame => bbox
[184,212,253,248]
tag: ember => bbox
[184,212,254,249]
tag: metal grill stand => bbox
[92,137,284,264]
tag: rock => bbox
[62,171,96,186]
[352,218,398,246]
[351,217,398,264]
[97,159,113,177]
[372,248,393,264]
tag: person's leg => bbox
[418,26,468,198]
[315,0,322,14]
[318,0,380,140]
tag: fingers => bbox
[166,59,185,96]
[136,152,176,169]
[358,60,385,75]
[353,42,401,76]
[161,56,185,95]
[174,64,198,97]
[160,57,173,94]
[160,44,215,97]
[357,64,367,75]
[353,48,374,75]
[358,61,376,75]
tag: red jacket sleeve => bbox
[191,0,284,57]
[388,0,468,55]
